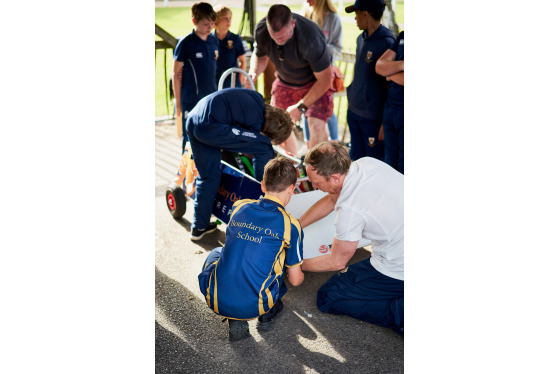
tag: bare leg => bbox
[307,116,329,149]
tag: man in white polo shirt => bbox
[299,142,403,335]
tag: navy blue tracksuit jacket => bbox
[185,88,274,230]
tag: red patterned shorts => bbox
[270,76,333,122]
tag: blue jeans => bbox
[382,102,404,174]
[317,258,404,334]
[302,114,339,142]
[346,110,385,161]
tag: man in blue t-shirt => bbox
[376,30,404,174]
[172,2,219,151]
[185,88,294,240]
[199,157,304,341]
[345,0,395,161]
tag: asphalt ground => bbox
[155,121,404,373]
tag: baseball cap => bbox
[345,0,386,13]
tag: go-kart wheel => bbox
[166,185,186,219]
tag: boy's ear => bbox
[192,18,197,25]
[261,181,266,194]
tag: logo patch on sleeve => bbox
[241,131,256,138]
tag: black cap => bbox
[345,0,386,13]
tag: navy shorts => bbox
[317,258,404,334]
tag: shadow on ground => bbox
[155,248,403,374]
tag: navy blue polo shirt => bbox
[387,31,404,106]
[214,31,246,87]
[173,31,219,111]
[346,25,395,120]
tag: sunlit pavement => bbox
[155,121,403,373]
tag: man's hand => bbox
[286,103,302,122]
[245,72,257,89]
[246,54,269,89]
[301,238,358,272]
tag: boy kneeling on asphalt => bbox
[198,156,305,341]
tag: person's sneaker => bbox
[257,299,284,331]
[190,222,218,241]
[228,319,250,341]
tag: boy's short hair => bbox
[263,156,298,192]
[262,104,294,145]
[214,5,232,20]
[304,142,351,178]
[368,8,385,21]
[192,2,217,22]
[266,4,293,32]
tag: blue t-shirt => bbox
[346,25,395,120]
[387,31,404,107]
[173,30,219,111]
[198,196,304,319]
[214,31,246,88]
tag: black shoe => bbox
[228,319,250,341]
[190,222,218,241]
[257,299,284,331]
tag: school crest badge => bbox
[227,40,233,49]
[214,50,219,60]
[368,137,376,147]
[365,51,373,63]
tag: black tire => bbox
[166,184,187,219]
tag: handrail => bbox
[155,24,177,49]
[218,68,255,91]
